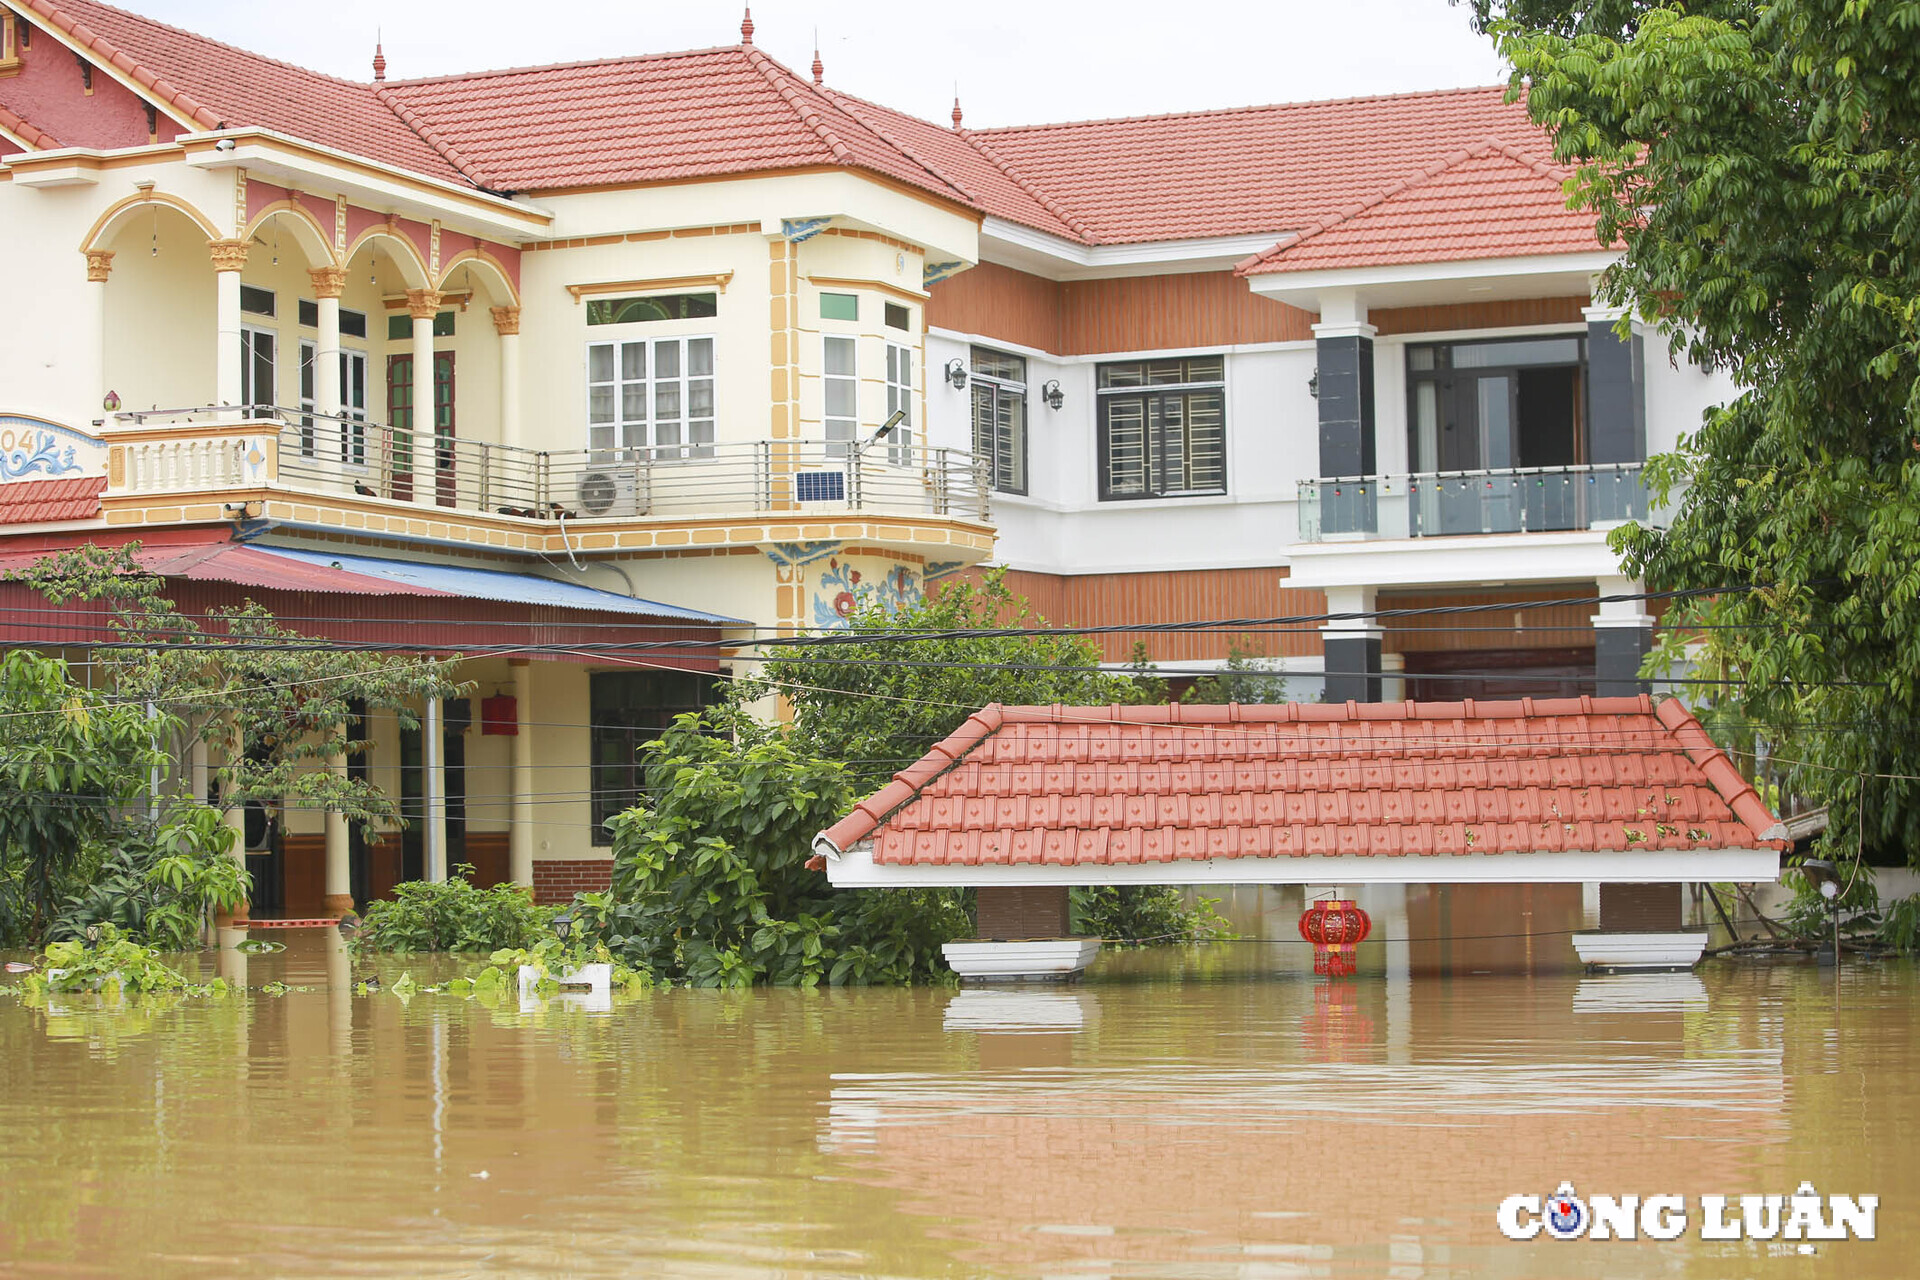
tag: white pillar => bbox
[509,658,534,888]
[218,734,250,924]
[323,749,352,917]
[311,267,344,421]
[493,306,522,449]
[83,250,113,417]
[424,696,448,883]
[407,289,441,507]
[210,239,249,410]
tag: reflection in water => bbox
[0,932,1912,1278]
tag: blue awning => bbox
[251,545,746,625]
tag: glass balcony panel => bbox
[1298,464,1656,543]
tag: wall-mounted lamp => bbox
[944,358,968,391]
[1041,380,1064,411]
[1308,368,1320,400]
[101,390,121,412]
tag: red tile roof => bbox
[964,86,1552,245]
[10,4,1606,266]
[378,48,970,202]
[0,476,105,524]
[816,698,1782,869]
[14,0,469,182]
[1237,140,1601,275]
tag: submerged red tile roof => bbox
[816,698,1782,868]
[0,476,105,524]
[1237,140,1601,275]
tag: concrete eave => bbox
[1284,528,1626,591]
[1244,251,1618,310]
[981,216,1284,281]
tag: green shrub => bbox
[1074,885,1234,946]
[50,805,249,951]
[1877,896,1920,954]
[352,867,551,953]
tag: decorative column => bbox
[310,266,346,423]
[492,306,522,450]
[1321,583,1382,703]
[424,696,448,883]
[1585,302,1646,467]
[216,734,250,925]
[209,238,250,410]
[1312,290,1377,535]
[84,250,113,416]
[508,658,534,889]
[1594,573,1655,697]
[406,288,442,507]
[322,748,352,918]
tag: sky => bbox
[132,0,1510,130]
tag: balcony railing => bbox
[1297,463,1659,542]
[105,407,992,523]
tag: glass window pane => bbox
[589,344,614,382]
[1408,346,1437,372]
[885,301,911,330]
[820,292,859,321]
[824,336,855,376]
[621,385,645,422]
[1452,338,1582,369]
[1103,397,1146,495]
[1184,356,1225,383]
[653,340,680,379]
[590,387,615,424]
[1098,361,1142,389]
[689,381,714,417]
[973,347,1026,382]
[621,342,646,381]
[688,338,713,376]
[825,379,855,418]
[655,383,682,421]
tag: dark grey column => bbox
[1316,332,1376,477]
[1595,625,1653,698]
[1586,315,1645,466]
[1323,635,1382,704]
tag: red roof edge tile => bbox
[1234,136,1567,277]
[741,45,855,164]
[821,86,987,209]
[18,0,223,130]
[959,128,1096,243]
[0,100,61,149]
[1654,697,1783,845]
[816,703,1005,856]
[372,83,491,189]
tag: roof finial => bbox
[951,93,963,130]
[812,29,823,85]
[372,30,385,82]
[740,6,754,44]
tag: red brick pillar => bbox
[975,886,1071,940]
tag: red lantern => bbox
[480,694,518,736]
[1299,898,1372,977]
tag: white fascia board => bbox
[825,842,1780,888]
[1283,529,1625,590]
[180,130,552,241]
[1245,251,1619,307]
[982,216,1285,280]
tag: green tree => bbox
[591,711,965,986]
[0,650,167,942]
[1491,1,1920,862]
[1455,0,1747,38]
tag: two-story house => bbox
[0,1,1722,919]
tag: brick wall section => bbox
[532,859,613,905]
[1599,882,1683,931]
[975,885,1071,940]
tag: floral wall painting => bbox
[811,554,921,630]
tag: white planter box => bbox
[941,938,1102,982]
[1571,930,1710,971]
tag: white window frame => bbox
[299,339,370,466]
[240,323,277,415]
[970,347,1029,496]
[885,341,914,466]
[586,333,716,460]
[823,335,858,460]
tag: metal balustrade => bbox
[1297,463,1660,542]
[104,407,992,523]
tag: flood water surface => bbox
[1,925,1914,1278]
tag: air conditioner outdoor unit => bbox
[794,468,848,505]
[575,469,643,518]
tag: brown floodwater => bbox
[0,886,1914,1278]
